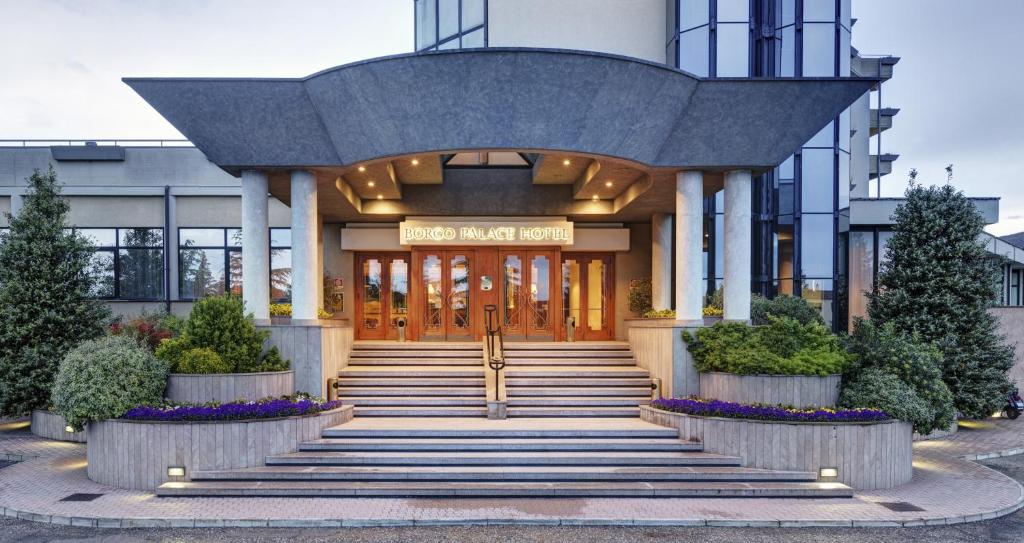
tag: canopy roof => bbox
[125,48,875,175]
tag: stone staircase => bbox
[336,342,487,417]
[156,417,853,498]
[503,342,653,417]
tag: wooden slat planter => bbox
[86,405,353,491]
[698,372,841,408]
[165,370,295,403]
[640,405,913,490]
[30,410,86,443]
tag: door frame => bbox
[354,252,411,340]
[498,248,560,341]
[561,252,615,341]
[411,248,478,341]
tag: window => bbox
[415,0,486,51]
[802,23,836,76]
[179,228,291,302]
[75,227,164,300]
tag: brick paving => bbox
[1,416,1022,528]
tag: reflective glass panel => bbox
[462,0,484,28]
[840,28,851,75]
[450,254,470,330]
[438,38,460,50]
[679,27,710,77]
[775,223,795,279]
[119,228,163,247]
[802,278,834,325]
[89,250,115,298]
[270,228,291,247]
[839,150,851,209]
[390,258,408,328]
[423,255,443,332]
[717,0,748,21]
[438,0,459,39]
[531,255,550,329]
[802,23,836,76]
[179,248,226,299]
[362,258,383,330]
[180,228,224,247]
[878,231,895,266]
[228,250,242,296]
[806,120,834,148]
[803,0,836,21]
[415,0,437,49]
[227,228,242,247]
[461,28,484,48]
[586,259,606,332]
[562,259,581,333]
[503,255,522,328]
[801,148,835,213]
[271,248,291,302]
[778,25,795,76]
[716,23,749,76]
[847,231,873,329]
[679,0,710,30]
[78,228,116,247]
[118,248,164,299]
[801,214,835,278]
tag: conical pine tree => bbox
[0,168,110,416]
[868,178,1013,419]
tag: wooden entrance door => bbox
[355,253,410,340]
[561,253,614,341]
[499,249,556,340]
[413,249,476,341]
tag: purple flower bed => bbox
[651,397,890,423]
[121,397,343,422]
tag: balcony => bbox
[868,153,899,180]
[869,108,899,136]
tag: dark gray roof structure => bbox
[125,48,876,175]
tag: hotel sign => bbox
[399,219,574,246]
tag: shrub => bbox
[751,294,824,326]
[702,306,723,318]
[839,368,933,434]
[185,296,267,372]
[0,168,110,417]
[841,319,955,433]
[250,346,289,372]
[176,348,231,374]
[155,337,189,371]
[109,311,178,352]
[642,309,675,319]
[628,279,653,315]
[51,335,168,431]
[268,303,333,319]
[651,397,889,423]
[683,317,848,376]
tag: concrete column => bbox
[675,171,703,323]
[651,213,673,311]
[10,194,24,217]
[290,170,318,322]
[240,170,270,322]
[723,170,752,322]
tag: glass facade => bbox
[415,0,486,51]
[73,227,165,300]
[178,227,291,302]
[672,0,853,329]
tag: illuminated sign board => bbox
[399,219,574,246]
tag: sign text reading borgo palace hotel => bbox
[399,218,574,246]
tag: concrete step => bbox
[506,397,650,407]
[346,358,482,366]
[157,480,853,498]
[503,342,630,351]
[345,397,488,407]
[506,407,641,417]
[504,351,633,359]
[265,451,739,467]
[299,438,701,452]
[505,387,653,397]
[339,366,485,378]
[336,378,485,387]
[505,378,652,387]
[504,358,636,366]
[338,387,487,397]
[321,424,680,439]
[353,406,489,417]
[353,342,481,350]
[351,350,482,358]
[504,367,649,378]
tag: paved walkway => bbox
[1,416,1023,528]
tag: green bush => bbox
[841,319,955,433]
[683,317,848,376]
[176,348,231,374]
[166,295,289,374]
[628,279,652,315]
[839,368,934,434]
[642,309,676,319]
[51,335,168,431]
[751,294,824,326]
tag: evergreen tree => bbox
[0,168,110,416]
[868,175,1013,419]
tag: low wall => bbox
[261,322,353,398]
[625,319,699,398]
[30,410,86,443]
[641,406,913,490]
[913,420,959,442]
[991,307,1024,390]
[699,372,841,408]
[165,371,294,403]
[87,405,353,491]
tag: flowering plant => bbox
[650,397,889,424]
[121,394,342,422]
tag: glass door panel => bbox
[388,257,409,338]
[502,253,524,336]
[586,258,606,333]
[562,258,582,341]
[421,254,444,339]
[561,254,613,341]
[359,256,385,339]
[528,253,553,337]
[448,253,472,338]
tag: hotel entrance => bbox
[354,247,615,342]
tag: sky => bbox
[2,0,1022,235]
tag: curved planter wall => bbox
[30,410,86,443]
[698,372,841,408]
[87,405,352,491]
[165,370,294,403]
[640,406,912,490]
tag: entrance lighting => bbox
[357,166,366,172]
[605,181,613,187]
[367,181,375,187]
[562,159,571,166]
[411,159,420,166]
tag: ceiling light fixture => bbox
[605,181,613,187]
[357,166,366,172]
[367,181,375,187]
[592,195,599,201]
[377,194,383,200]
[411,159,419,166]
[563,159,571,166]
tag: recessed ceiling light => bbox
[367,181,375,187]
[411,159,419,166]
[605,181,613,187]
[357,165,366,172]
[563,159,571,166]
[377,194,383,200]
[592,195,599,201]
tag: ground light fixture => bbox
[819,467,839,478]
[591,195,599,201]
[167,466,186,477]
[64,425,75,433]
[377,195,383,200]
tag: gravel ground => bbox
[2,456,1023,543]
